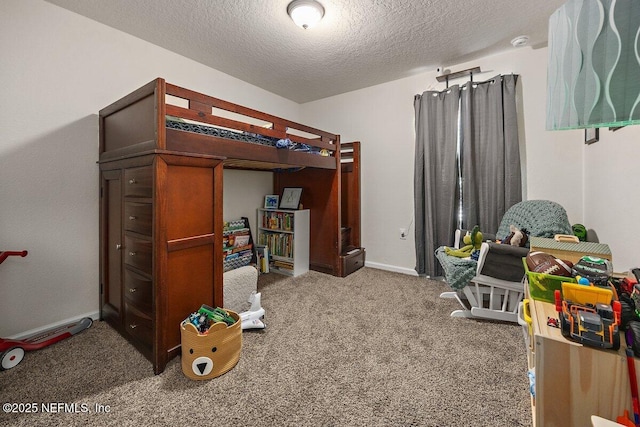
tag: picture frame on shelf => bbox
[279,187,303,210]
[585,128,599,145]
[264,195,279,209]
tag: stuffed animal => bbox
[445,225,483,259]
[501,225,529,247]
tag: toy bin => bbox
[523,258,575,303]
[180,310,241,380]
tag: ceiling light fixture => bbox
[287,0,325,30]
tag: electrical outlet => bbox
[399,228,407,240]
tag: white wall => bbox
[0,0,292,337]
[302,44,640,274]
[583,127,640,271]
[223,170,273,236]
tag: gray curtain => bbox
[460,74,521,236]
[414,86,460,277]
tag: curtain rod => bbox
[436,66,481,88]
[415,73,517,99]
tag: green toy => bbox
[572,223,587,242]
[445,225,483,258]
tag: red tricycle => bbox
[0,250,93,370]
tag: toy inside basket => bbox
[523,258,576,303]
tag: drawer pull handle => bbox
[129,251,136,257]
[115,244,122,250]
[129,216,137,220]
[129,288,137,293]
[128,178,137,185]
[129,323,137,329]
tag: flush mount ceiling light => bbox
[287,0,325,30]
[546,0,640,130]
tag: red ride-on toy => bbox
[0,250,93,370]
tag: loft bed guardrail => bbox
[100,78,340,172]
[165,84,337,152]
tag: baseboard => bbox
[365,261,418,276]
[6,310,100,340]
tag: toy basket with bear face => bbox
[180,310,241,380]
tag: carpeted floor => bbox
[0,268,532,426]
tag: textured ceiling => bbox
[45,0,565,103]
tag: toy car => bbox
[554,282,621,350]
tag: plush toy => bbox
[445,225,483,259]
[572,223,587,242]
[501,225,529,247]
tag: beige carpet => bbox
[0,268,531,426]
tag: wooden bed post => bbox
[155,78,167,151]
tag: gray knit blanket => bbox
[436,200,572,290]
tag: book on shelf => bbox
[224,248,252,261]
[256,245,270,273]
[233,234,250,247]
[223,227,250,235]
[224,230,250,247]
[257,232,294,259]
[223,243,253,256]
[273,260,294,270]
[222,217,257,270]
[260,210,294,231]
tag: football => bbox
[526,251,573,277]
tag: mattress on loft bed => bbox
[165,117,326,155]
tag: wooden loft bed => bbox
[98,78,363,373]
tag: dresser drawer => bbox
[124,166,153,198]
[124,202,153,236]
[124,236,152,275]
[124,267,152,313]
[124,303,153,349]
[341,248,365,276]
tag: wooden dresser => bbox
[99,82,224,374]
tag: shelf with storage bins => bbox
[222,217,255,272]
[257,208,309,277]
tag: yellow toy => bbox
[445,225,483,258]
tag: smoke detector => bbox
[511,35,530,48]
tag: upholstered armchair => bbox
[436,200,572,322]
